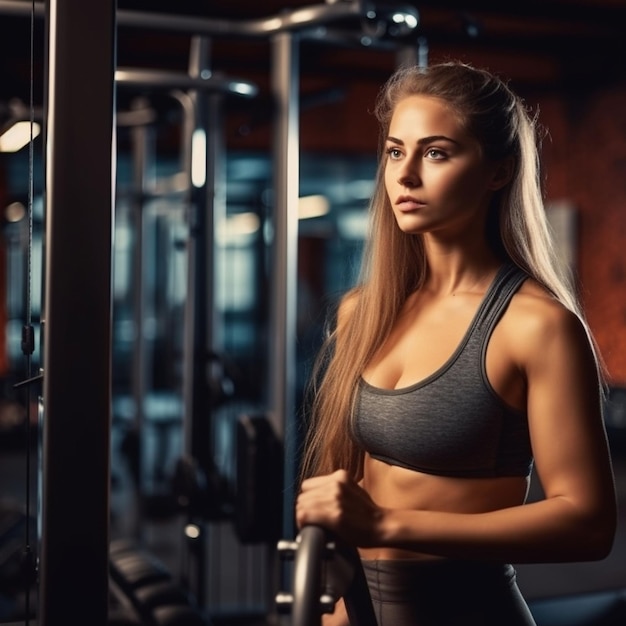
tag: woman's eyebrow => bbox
[386,134,460,146]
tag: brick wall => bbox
[538,87,626,384]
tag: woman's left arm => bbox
[296,304,617,563]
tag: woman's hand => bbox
[296,469,386,547]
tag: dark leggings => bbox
[361,559,537,626]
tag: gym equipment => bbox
[234,414,283,544]
[110,538,211,626]
[0,502,36,622]
[276,525,376,626]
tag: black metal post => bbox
[40,1,115,624]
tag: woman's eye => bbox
[426,148,446,160]
[386,147,402,159]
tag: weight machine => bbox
[277,525,377,626]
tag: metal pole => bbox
[181,36,221,490]
[0,0,365,36]
[270,31,300,540]
[115,68,257,96]
[41,0,115,624]
[180,36,226,609]
[130,97,154,532]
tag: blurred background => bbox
[0,1,625,624]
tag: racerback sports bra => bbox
[352,264,533,478]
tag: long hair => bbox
[299,61,598,481]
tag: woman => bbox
[295,62,617,625]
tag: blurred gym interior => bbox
[1,1,626,625]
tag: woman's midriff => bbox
[358,455,530,561]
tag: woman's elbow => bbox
[556,496,617,561]
[589,522,616,561]
[578,509,617,561]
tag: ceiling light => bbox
[298,194,330,220]
[0,100,42,153]
[0,120,40,153]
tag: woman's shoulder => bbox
[511,277,578,322]
[504,277,592,359]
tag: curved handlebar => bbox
[292,525,328,626]
[277,525,377,626]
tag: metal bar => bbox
[182,35,219,493]
[175,87,196,461]
[292,526,326,626]
[40,0,115,624]
[269,31,300,540]
[0,0,364,36]
[181,35,225,609]
[129,97,153,536]
[0,0,46,16]
[115,68,258,97]
[118,3,363,37]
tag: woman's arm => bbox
[296,303,617,564]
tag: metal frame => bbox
[128,96,155,540]
[0,0,367,35]
[41,1,115,624]
[270,30,301,540]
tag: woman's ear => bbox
[488,156,514,191]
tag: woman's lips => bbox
[396,198,426,212]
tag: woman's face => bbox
[384,95,503,239]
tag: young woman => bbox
[295,62,617,625]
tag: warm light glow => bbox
[191,129,206,187]
[5,202,26,223]
[217,212,261,246]
[298,194,330,220]
[0,121,41,152]
[184,524,201,539]
[229,212,261,236]
[261,17,283,31]
[291,9,317,24]
[216,196,330,245]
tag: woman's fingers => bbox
[295,471,384,546]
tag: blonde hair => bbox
[299,61,597,481]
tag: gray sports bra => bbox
[352,264,533,478]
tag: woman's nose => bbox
[398,159,421,187]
